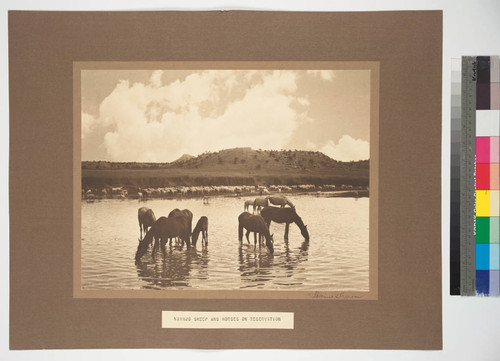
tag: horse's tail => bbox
[238,221,243,241]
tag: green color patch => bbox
[490,217,499,244]
[477,217,490,244]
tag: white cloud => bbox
[81,112,97,139]
[307,70,336,81]
[297,97,310,106]
[89,70,305,162]
[149,70,163,88]
[320,135,369,161]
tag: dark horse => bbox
[192,216,208,247]
[168,208,193,246]
[260,206,309,242]
[238,212,274,252]
[138,207,156,240]
[135,216,191,262]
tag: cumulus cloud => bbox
[149,70,163,88]
[87,70,305,162]
[306,70,336,81]
[320,135,369,162]
[81,112,98,139]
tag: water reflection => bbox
[82,196,369,291]
[135,245,210,289]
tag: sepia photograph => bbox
[75,62,377,297]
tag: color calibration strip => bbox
[475,56,500,296]
[451,56,500,296]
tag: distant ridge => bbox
[82,147,368,171]
[173,153,195,163]
[81,148,369,189]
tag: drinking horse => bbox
[260,206,309,242]
[253,197,269,214]
[135,216,191,262]
[138,207,156,240]
[238,212,274,252]
[168,208,193,246]
[192,216,209,247]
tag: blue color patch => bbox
[476,270,490,296]
[490,244,500,270]
[476,244,490,270]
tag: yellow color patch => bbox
[491,190,500,217]
[477,190,490,217]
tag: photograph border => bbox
[73,61,379,300]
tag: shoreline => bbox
[82,187,369,202]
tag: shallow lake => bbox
[81,195,369,291]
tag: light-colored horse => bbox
[244,199,254,212]
[253,197,269,214]
[268,195,295,209]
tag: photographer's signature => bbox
[312,291,362,299]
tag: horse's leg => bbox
[254,232,257,247]
[245,230,251,244]
[160,237,166,255]
[285,223,289,242]
[140,225,143,240]
[152,237,158,255]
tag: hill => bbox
[81,148,369,189]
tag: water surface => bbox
[81,195,369,291]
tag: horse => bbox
[168,208,193,246]
[253,197,269,214]
[192,216,208,247]
[244,199,254,212]
[268,195,295,209]
[238,212,274,252]
[260,206,309,242]
[138,207,156,240]
[135,216,191,262]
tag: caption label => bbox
[162,311,294,329]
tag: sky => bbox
[81,68,371,162]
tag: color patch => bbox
[490,217,499,244]
[476,244,490,270]
[492,83,500,109]
[490,244,500,270]
[476,137,490,163]
[489,271,500,296]
[476,217,490,243]
[476,270,490,295]
[490,137,499,163]
[476,110,500,136]
[490,164,499,189]
[477,190,491,216]
[477,83,491,110]
[476,163,490,189]
[490,190,500,217]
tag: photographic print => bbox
[75,62,378,299]
[11,10,442,350]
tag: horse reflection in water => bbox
[135,247,210,289]
[237,240,309,288]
